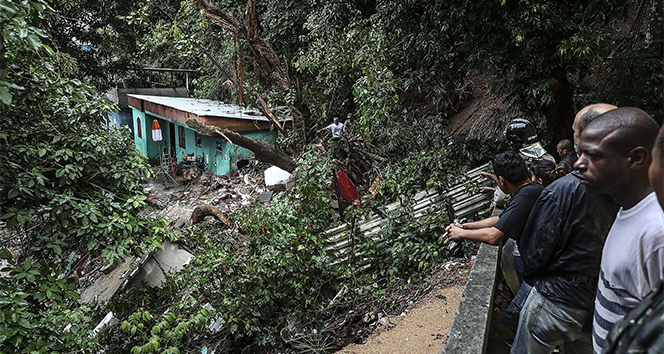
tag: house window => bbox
[178,126,186,148]
[195,133,202,147]
[216,141,224,156]
[137,118,142,138]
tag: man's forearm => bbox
[463,216,499,229]
[458,227,505,245]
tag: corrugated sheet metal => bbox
[127,95,293,122]
[323,163,492,269]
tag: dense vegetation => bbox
[1,0,661,352]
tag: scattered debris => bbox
[202,303,226,333]
[191,204,233,226]
[264,166,291,190]
[79,256,138,304]
[129,241,194,288]
[93,312,119,336]
[259,190,274,202]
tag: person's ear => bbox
[628,146,650,169]
[497,176,506,188]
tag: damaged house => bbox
[128,94,291,176]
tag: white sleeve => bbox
[642,246,664,298]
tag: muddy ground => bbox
[330,259,472,353]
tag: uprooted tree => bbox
[186,119,297,172]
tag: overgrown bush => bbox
[0,1,169,351]
[98,139,494,352]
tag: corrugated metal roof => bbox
[323,163,492,270]
[127,95,292,122]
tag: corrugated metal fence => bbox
[323,163,492,269]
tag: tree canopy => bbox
[0,0,661,352]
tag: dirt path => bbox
[337,285,464,354]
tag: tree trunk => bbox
[191,204,232,226]
[186,119,297,172]
[543,67,575,146]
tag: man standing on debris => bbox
[556,138,578,174]
[509,104,620,354]
[319,117,344,139]
[343,113,356,137]
[573,108,664,354]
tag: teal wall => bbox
[132,109,148,156]
[130,107,277,176]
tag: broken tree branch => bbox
[191,204,233,226]
[186,119,296,172]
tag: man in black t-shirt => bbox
[444,150,543,247]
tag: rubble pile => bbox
[141,160,291,230]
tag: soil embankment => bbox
[338,285,464,354]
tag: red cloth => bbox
[337,171,359,204]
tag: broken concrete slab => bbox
[93,311,120,336]
[259,190,274,203]
[129,241,194,288]
[79,256,137,304]
[265,166,291,189]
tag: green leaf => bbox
[0,0,18,14]
[0,248,11,259]
[18,27,28,39]
[0,85,12,105]
[26,34,42,50]
[18,318,30,328]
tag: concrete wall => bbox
[105,87,188,106]
[441,243,500,354]
[109,107,134,136]
[132,109,148,156]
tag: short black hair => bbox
[493,150,530,184]
[584,107,659,153]
[557,139,574,151]
[578,108,605,134]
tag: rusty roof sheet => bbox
[127,94,292,122]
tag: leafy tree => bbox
[0,0,167,350]
[459,0,639,141]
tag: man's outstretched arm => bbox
[444,225,506,245]
[461,216,500,229]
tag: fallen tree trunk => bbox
[191,204,232,226]
[186,119,297,172]
[191,204,251,243]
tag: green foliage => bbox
[1,0,166,266]
[0,1,171,351]
[97,141,493,352]
[96,149,342,352]
[113,307,210,354]
[0,254,99,352]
